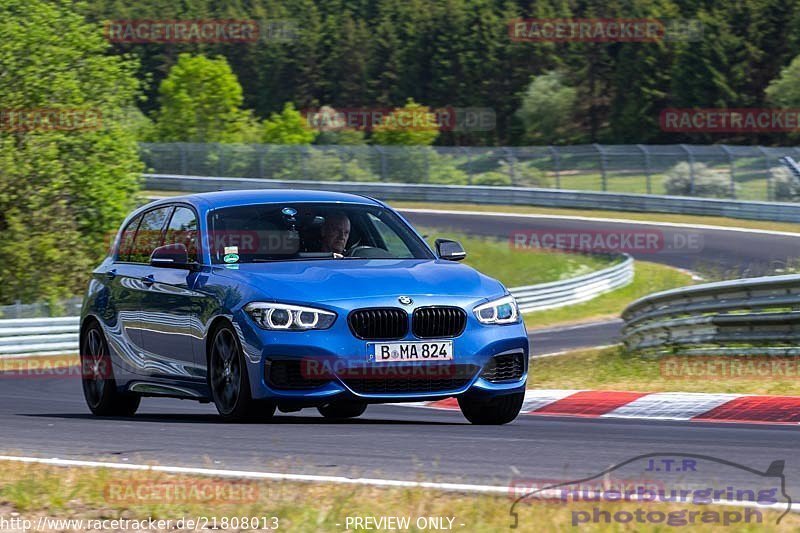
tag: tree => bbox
[766,54,800,107]
[0,0,143,304]
[262,103,317,144]
[515,72,578,144]
[371,100,440,145]
[151,53,260,143]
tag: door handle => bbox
[105,269,117,281]
[141,274,155,287]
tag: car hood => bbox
[214,259,506,303]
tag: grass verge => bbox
[421,228,616,287]
[394,201,800,234]
[530,345,800,396]
[0,460,792,532]
[524,261,694,329]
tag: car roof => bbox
[146,189,384,211]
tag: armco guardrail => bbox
[622,274,800,356]
[0,257,634,357]
[0,317,80,357]
[511,255,633,313]
[144,174,800,223]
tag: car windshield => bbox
[208,203,434,264]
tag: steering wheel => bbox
[346,245,375,257]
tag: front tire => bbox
[209,324,275,422]
[317,401,367,419]
[458,392,524,425]
[80,322,140,416]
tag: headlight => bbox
[244,302,336,331]
[473,295,520,325]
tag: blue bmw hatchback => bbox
[80,190,529,424]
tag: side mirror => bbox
[150,243,191,269]
[435,239,467,261]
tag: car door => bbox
[102,212,148,367]
[138,205,205,379]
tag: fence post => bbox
[636,144,651,194]
[339,146,349,180]
[504,147,516,185]
[679,144,695,195]
[594,144,607,191]
[461,147,474,185]
[179,143,188,175]
[548,146,561,189]
[258,145,266,178]
[301,146,308,180]
[424,147,430,183]
[217,144,225,175]
[720,145,736,199]
[757,146,772,201]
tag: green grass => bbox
[524,261,694,329]
[530,345,800,396]
[394,201,800,234]
[420,227,616,287]
[0,461,792,532]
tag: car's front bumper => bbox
[233,296,529,405]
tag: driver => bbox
[319,212,351,256]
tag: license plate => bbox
[370,341,454,363]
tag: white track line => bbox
[532,344,620,358]
[0,455,508,494]
[527,319,623,335]
[0,454,792,517]
[400,208,800,238]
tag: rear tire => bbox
[458,392,524,425]
[209,324,275,422]
[80,322,140,417]
[317,401,367,419]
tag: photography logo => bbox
[509,452,792,529]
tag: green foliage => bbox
[664,162,733,198]
[152,54,260,143]
[0,0,143,304]
[77,0,800,145]
[273,148,377,181]
[308,106,366,145]
[371,100,439,146]
[516,72,578,144]
[770,166,800,201]
[766,54,800,107]
[427,156,470,185]
[262,103,317,144]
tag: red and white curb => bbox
[412,390,800,425]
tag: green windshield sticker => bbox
[223,253,240,263]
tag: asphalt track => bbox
[1,377,798,497]
[1,209,799,504]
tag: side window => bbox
[164,206,199,263]
[129,207,171,263]
[116,214,142,262]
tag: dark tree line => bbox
[82,0,800,145]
